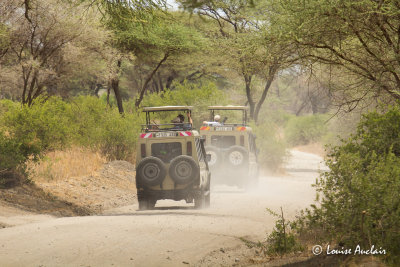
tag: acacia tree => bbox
[120,12,218,97]
[179,0,297,122]
[93,0,204,112]
[271,0,400,110]
[107,10,205,108]
[0,0,110,104]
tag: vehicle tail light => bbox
[141,144,146,158]
[187,141,192,156]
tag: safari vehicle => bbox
[136,106,211,210]
[199,106,258,188]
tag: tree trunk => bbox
[166,75,175,89]
[244,74,255,119]
[21,67,43,106]
[153,78,159,93]
[253,67,277,123]
[157,72,164,92]
[106,85,111,107]
[135,52,169,108]
[112,59,124,114]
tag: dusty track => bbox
[0,150,327,266]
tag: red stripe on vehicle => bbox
[140,133,153,138]
[179,132,192,136]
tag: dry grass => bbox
[27,147,107,182]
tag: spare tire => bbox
[169,155,199,184]
[136,156,166,187]
[204,146,221,168]
[226,146,248,168]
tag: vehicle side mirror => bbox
[206,154,212,162]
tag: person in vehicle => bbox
[172,112,193,130]
[203,115,222,126]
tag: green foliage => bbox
[109,10,204,58]
[0,97,74,185]
[252,121,287,172]
[285,114,329,146]
[269,0,400,104]
[265,207,304,255]
[2,97,73,152]
[297,105,400,265]
[0,99,18,115]
[0,23,9,50]
[0,96,144,183]
[66,96,144,160]
[0,131,39,176]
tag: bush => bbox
[265,207,304,255]
[296,105,400,265]
[0,97,72,185]
[0,99,18,116]
[2,97,73,152]
[0,96,144,173]
[0,131,41,186]
[66,96,144,161]
[285,114,329,146]
[252,121,287,172]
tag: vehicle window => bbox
[211,136,235,148]
[151,142,182,163]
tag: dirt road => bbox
[0,150,327,267]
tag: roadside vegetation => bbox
[264,106,400,265]
[0,96,141,185]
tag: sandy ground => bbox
[0,149,332,267]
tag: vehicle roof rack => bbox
[208,105,249,110]
[143,106,193,112]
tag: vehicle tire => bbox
[136,156,166,187]
[204,146,221,168]
[226,146,248,168]
[169,155,199,184]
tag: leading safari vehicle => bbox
[136,106,211,210]
[199,106,258,188]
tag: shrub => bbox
[285,114,329,146]
[0,99,18,116]
[265,207,304,255]
[2,97,73,152]
[0,96,143,175]
[0,131,42,186]
[296,105,400,265]
[67,96,144,161]
[252,122,287,172]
